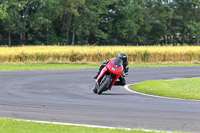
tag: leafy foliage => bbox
[0,0,200,46]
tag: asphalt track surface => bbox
[0,67,200,133]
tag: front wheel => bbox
[93,87,98,94]
[97,76,111,95]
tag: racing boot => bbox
[114,76,126,86]
[93,71,100,79]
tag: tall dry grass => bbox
[0,46,200,64]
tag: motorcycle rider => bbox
[93,53,129,86]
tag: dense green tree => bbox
[56,0,85,45]
[0,0,23,46]
[77,0,115,45]
[0,3,7,42]
[171,0,200,45]
[187,21,200,45]
[29,0,58,45]
[0,3,7,19]
[186,0,200,45]
[108,0,143,45]
[0,0,200,46]
[150,0,173,44]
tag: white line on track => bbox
[124,81,200,102]
[12,118,168,133]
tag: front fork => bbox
[95,67,108,90]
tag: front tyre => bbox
[97,77,111,95]
[93,87,98,94]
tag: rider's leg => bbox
[93,64,106,79]
[114,76,126,86]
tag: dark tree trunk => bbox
[8,31,11,47]
[47,24,50,45]
[66,13,73,45]
[71,24,75,45]
[21,2,30,45]
[196,37,200,46]
[21,18,26,45]
[181,33,185,45]
[22,31,26,45]
[20,33,23,44]
[86,37,89,45]
[164,36,166,44]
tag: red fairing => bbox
[106,59,123,76]
[96,67,108,83]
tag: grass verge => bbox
[0,64,99,71]
[0,118,170,133]
[130,78,200,100]
[0,63,200,71]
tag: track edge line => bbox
[6,118,169,133]
[124,83,200,102]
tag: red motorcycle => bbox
[93,57,123,94]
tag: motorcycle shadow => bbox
[101,93,135,96]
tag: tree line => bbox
[0,0,200,46]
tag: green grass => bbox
[130,78,200,100]
[129,63,200,67]
[0,64,99,71]
[0,118,170,133]
[0,63,200,71]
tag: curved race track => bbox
[0,67,200,132]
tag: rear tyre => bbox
[97,77,111,95]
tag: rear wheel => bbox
[97,77,111,95]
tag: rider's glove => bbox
[122,72,128,77]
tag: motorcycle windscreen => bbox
[113,57,123,68]
[106,58,123,76]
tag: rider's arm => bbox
[124,61,129,73]
[101,60,110,66]
[121,62,129,77]
[98,60,110,70]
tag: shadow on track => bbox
[100,93,135,96]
